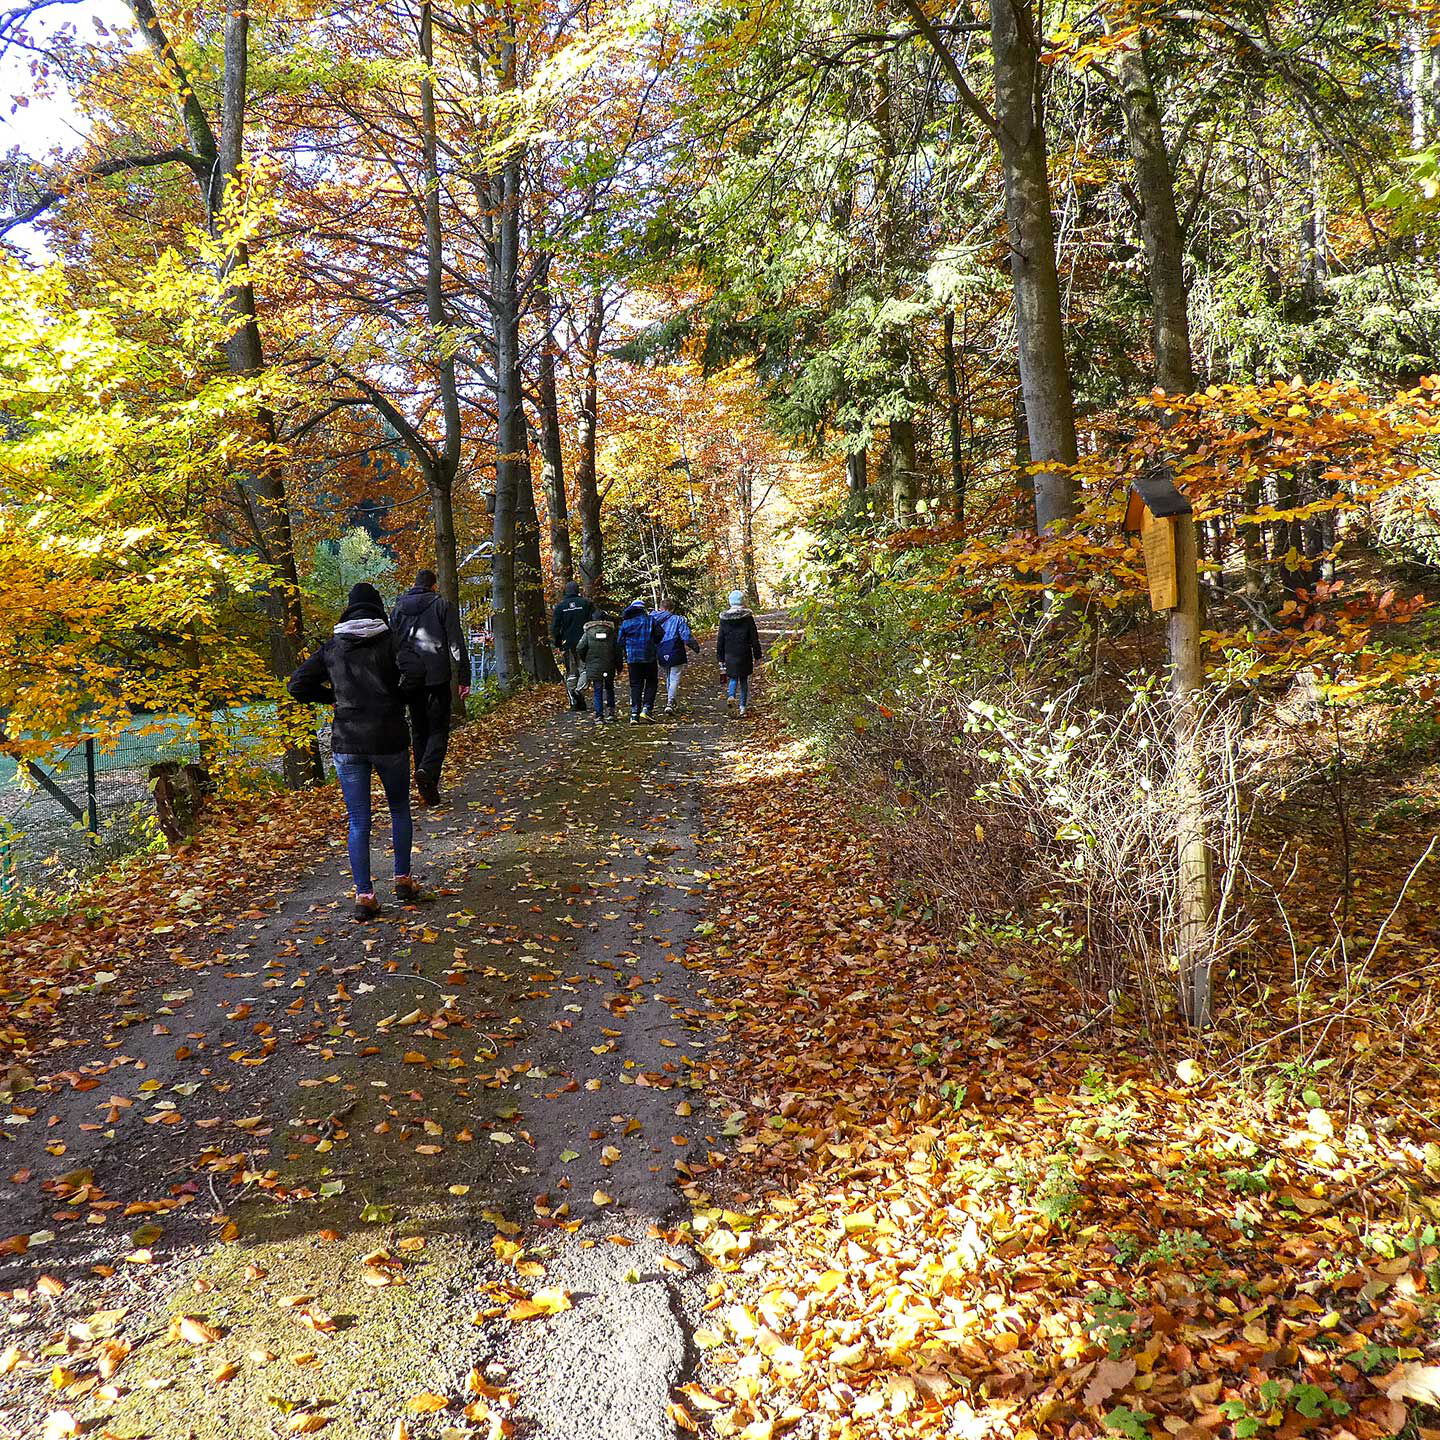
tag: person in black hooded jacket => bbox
[289,583,429,920]
[390,568,471,804]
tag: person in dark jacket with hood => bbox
[390,568,470,805]
[575,600,622,722]
[551,580,594,709]
[618,599,662,723]
[651,597,701,716]
[716,590,763,717]
[289,583,429,919]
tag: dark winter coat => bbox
[618,601,661,665]
[576,614,623,681]
[288,609,425,755]
[652,609,700,668]
[551,592,594,650]
[390,585,470,687]
[715,606,763,679]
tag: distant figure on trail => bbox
[716,590,763,718]
[576,599,622,723]
[551,579,594,711]
[651,596,701,716]
[288,582,430,921]
[619,598,662,724]
[390,568,470,806]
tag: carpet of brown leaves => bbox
[679,715,1440,1440]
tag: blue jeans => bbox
[592,675,616,717]
[333,752,412,894]
[728,676,749,708]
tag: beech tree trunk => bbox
[535,268,574,589]
[417,0,466,712]
[574,290,605,597]
[1114,32,1195,396]
[846,446,868,499]
[514,434,559,681]
[738,469,761,607]
[890,418,918,523]
[942,311,968,527]
[989,0,1078,533]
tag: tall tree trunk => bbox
[534,266,574,588]
[484,23,522,686]
[127,0,317,782]
[417,0,465,712]
[846,445,868,499]
[1300,143,1329,310]
[574,290,605,596]
[514,429,559,680]
[990,0,1077,532]
[890,418,918,523]
[1114,30,1195,395]
[214,10,316,783]
[942,311,968,526]
[738,470,761,607]
[489,206,521,686]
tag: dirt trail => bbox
[0,679,744,1440]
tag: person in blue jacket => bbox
[618,599,662,723]
[650,597,701,716]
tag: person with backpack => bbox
[618,598,661,723]
[550,580,594,711]
[390,568,470,805]
[576,600,623,722]
[716,590,763,717]
[650,597,701,715]
[288,583,430,920]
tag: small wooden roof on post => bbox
[1123,462,1193,534]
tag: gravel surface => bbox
[0,680,742,1440]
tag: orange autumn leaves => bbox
[678,717,1440,1440]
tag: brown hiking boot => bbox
[395,875,432,904]
[353,893,381,921]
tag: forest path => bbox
[0,672,742,1440]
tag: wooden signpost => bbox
[1124,463,1216,1028]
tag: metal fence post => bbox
[85,737,100,838]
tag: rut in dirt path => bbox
[0,681,747,1440]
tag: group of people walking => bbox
[287,569,764,920]
[551,584,763,724]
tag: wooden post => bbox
[1126,465,1215,1025]
[1169,512,1215,1026]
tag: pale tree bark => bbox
[416,0,467,713]
[479,17,522,686]
[514,423,560,680]
[871,46,918,524]
[1111,29,1194,396]
[737,469,761,607]
[988,0,1077,532]
[846,446,868,499]
[942,311,968,526]
[534,263,574,589]
[574,290,605,597]
[889,418,918,523]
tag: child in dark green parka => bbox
[576,606,623,722]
